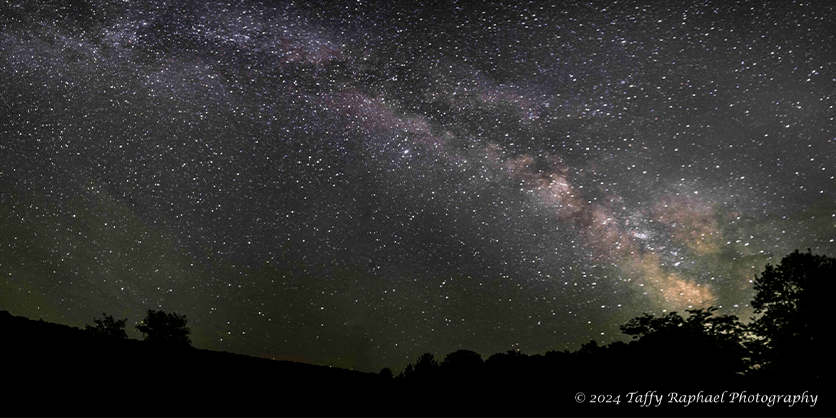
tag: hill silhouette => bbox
[2,248,831,417]
[1,310,390,416]
[2,308,828,417]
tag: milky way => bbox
[1,0,834,372]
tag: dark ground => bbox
[1,310,828,417]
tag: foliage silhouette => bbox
[576,339,601,355]
[1,310,386,416]
[619,307,748,378]
[84,313,128,339]
[750,249,833,378]
[397,352,440,384]
[4,248,831,415]
[397,363,413,379]
[483,349,531,383]
[136,309,192,347]
[412,352,439,379]
[440,349,483,377]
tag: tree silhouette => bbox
[576,339,602,355]
[85,313,128,339]
[397,363,414,379]
[379,367,393,379]
[620,311,684,340]
[750,249,833,378]
[484,349,529,382]
[441,349,482,369]
[136,309,192,347]
[398,352,439,382]
[619,307,748,378]
[440,349,483,381]
[412,352,439,376]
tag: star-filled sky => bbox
[1,0,834,372]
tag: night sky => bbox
[1,0,834,373]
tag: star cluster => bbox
[1,0,834,372]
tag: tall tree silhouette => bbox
[85,313,128,339]
[136,310,192,347]
[750,249,833,378]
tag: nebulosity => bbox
[0,0,834,371]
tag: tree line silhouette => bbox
[86,309,192,346]
[384,250,830,384]
[2,249,831,416]
[73,249,831,386]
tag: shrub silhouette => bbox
[136,309,192,347]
